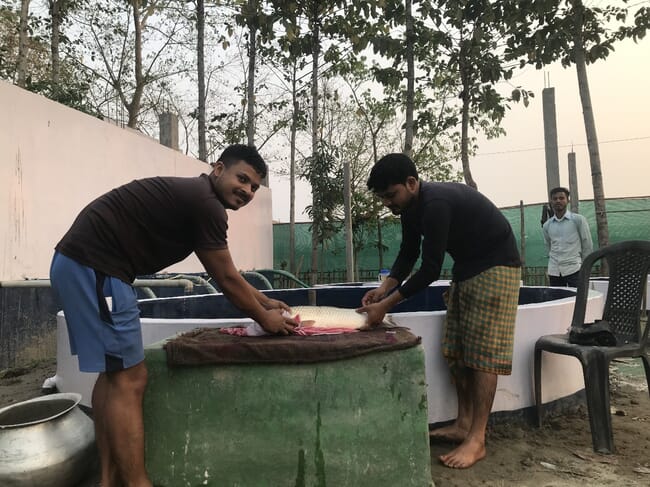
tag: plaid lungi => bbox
[442,265,520,375]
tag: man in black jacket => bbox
[358,153,521,469]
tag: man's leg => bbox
[92,373,121,487]
[430,282,471,442]
[565,271,580,288]
[50,253,150,485]
[548,274,567,287]
[429,366,472,443]
[437,266,519,468]
[102,361,151,487]
[439,369,496,468]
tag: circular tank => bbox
[50,283,604,423]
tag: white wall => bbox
[0,80,273,281]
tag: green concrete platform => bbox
[143,338,432,486]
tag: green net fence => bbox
[273,196,650,285]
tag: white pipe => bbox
[0,280,51,288]
[0,278,194,293]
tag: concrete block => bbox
[143,339,432,486]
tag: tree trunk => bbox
[245,0,257,149]
[309,4,320,286]
[573,1,609,251]
[403,0,414,157]
[127,0,144,128]
[459,42,477,189]
[377,216,383,269]
[16,0,31,88]
[49,0,63,87]
[343,160,354,282]
[289,65,299,275]
[197,0,207,161]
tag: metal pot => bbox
[0,392,96,486]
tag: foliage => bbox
[504,0,650,251]
[0,1,97,114]
[505,0,650,68]
[300,141,342,247]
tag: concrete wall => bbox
[0,80,274,369]
[0,80,273,281]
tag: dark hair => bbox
[367,153,419,192]
[218,144,267,179]
[549,186,570,198]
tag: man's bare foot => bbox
[428,424,468,444]
[439,438,486,469]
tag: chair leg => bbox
[581,355,615,454]
[641,353,650,399]
[534,345,543,427]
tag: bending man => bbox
[50,144,297,486]
[357,153,521,469]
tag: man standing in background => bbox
[543,187,593,287]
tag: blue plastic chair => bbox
[534,240,650,454]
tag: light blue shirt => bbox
[542,211,593,276]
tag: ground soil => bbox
[2,358,649,487]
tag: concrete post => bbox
[542,87,560,195]
[159,112,179,150]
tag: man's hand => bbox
[261,297,292,313]
[356,302,388,329]
[359,280,403,328]
[361,287,386,306]
[258,309,298,335]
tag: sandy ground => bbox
[2,358,649,487]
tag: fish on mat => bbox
[290,305,396,330]
[218,305,396,337]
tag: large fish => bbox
[290,305,396,330]
[219,305,396,337]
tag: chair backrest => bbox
[240,271,274,290]
[571,240,650,345]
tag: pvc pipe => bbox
[0,278,195,293]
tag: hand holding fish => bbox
[359,282,404,328]
[261,297,292,313]
[258,309,298,335]
[356,302,389,328]
[361,277,398,306]
[361,287,386,306]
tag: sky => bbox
[268,35,650,222]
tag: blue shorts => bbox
[50,251,144,373]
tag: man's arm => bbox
[196,248,296,334]
[396,201,449,298]
[249,285,291,313]
[579,216,593,257]
[542,222,551,254]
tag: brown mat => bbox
[163,327,421,366]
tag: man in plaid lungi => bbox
[358,153,521,469]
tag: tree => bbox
[257,16,312,275]
[507,0,650,250]
[196,0,206,161]
[76,0,189,128]
[1,0,95,113]
[270,0,361,283]
[16,0,30,87]
[429,0,533,189]
[47,0,86,90]
[232,0,279,184]
[301,142,343,280]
